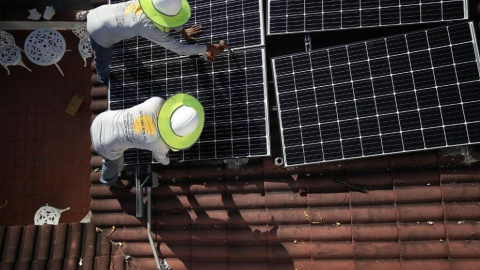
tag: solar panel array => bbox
[110,0,264,67]
[110,49,270,163]
[267,0,468,35]
[106,0,270,163]
[272,22,480,167]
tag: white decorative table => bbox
[24,28,66,76]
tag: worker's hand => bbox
[158,157,170,165]
[206,42,229,56]
[182,24,203,41]
[155,153,170,165]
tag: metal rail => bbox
[133,165,170,269]
[147,187,162,269]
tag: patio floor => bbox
[0,30,92,226]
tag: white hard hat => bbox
[140,0,191,28]
[152,0,182,16]
[170,105,199,137]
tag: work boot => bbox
[120,168,135,181]
[114,179,132,189]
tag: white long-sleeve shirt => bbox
[86,0,206,55]
[91,97,170,165]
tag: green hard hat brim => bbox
[157,93,204,150]
[140,0,191,28]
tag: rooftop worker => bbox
[87,0,228,85]
[91,93,204,188]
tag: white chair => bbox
[0,30,15,46]
[34,203,70,225]
[0,30,25,52]
[72,23,88,39]
[78,36,92,67]
[72,23,91,68]
[0,44,31,75]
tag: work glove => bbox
[158,156,170,165]
[182,24,203,41]
[154,153,170,165]
[207,42,229,56]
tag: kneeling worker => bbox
[90,93,204,188]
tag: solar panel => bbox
[109,48,270,164]
[109,0,265,68]
[272,22,480,167]
[267,0,468,35]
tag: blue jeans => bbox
[100,154,124,186]
[90,37,113,85]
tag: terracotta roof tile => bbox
[1,226,22,264]
[451,260,480,269]
[354,242,402,259]
[403,241,449,259]
[352,205,397,223]
[85,155,480,268]
[449,241,480,259]
[398,223,446,241]
[0,223,126,270]
[440,168,480,183]
[395,186,442,203]
[347,156,392,173]
[230,226,268,243]
[393,170,439,186]
[353,224,397,242]
[350,190,394,205]
[445,203,480,220]
[310,225,352,241]
[446,222,480,240]
[0,227,6,257]
[18,225,36,265]
[354,260,401,270]
[397,204,445,222]
[403,260,451,270]
[443,183,480,201]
